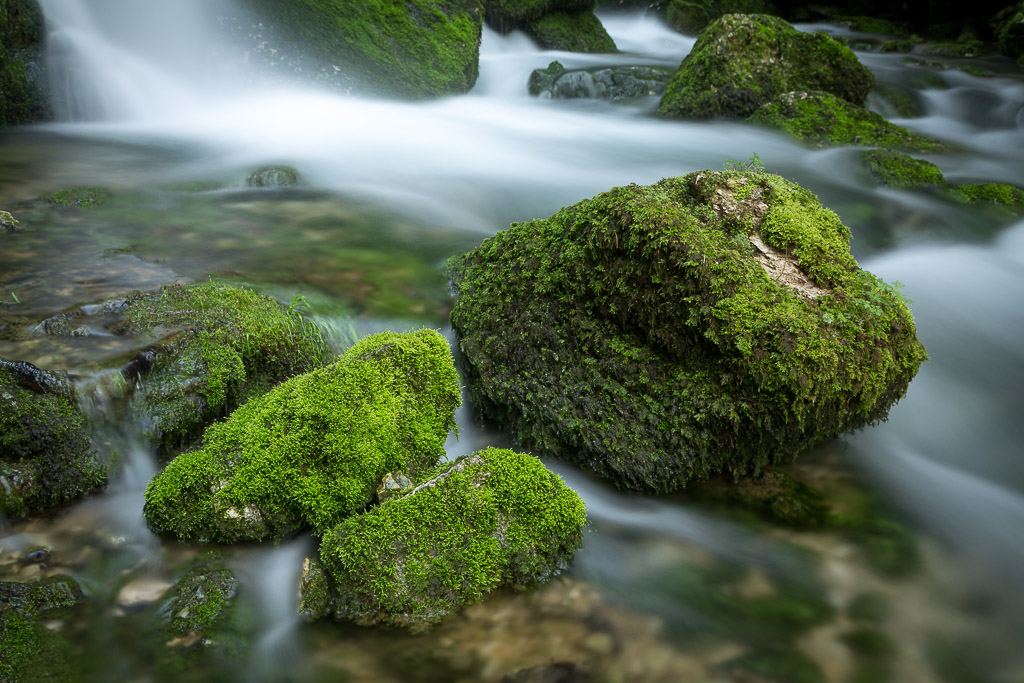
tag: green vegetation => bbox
[482,0,595,32]
[448,171,927,492]
[1,363,106,518]
[114,282,331,451]
[245,166,300,188]
[314,448,586,630]
[720,648,825,683]
[658,14,874,119]
[143,329,461,542]
[40,187,112,208]
[862,149,946,189]
[0,576,84,682]
[748,91,947,152]
[0,0,47,126]
[949,182,1024,214]
[242,0,484,98]
[664,0,773,35]
[525,10,617,52]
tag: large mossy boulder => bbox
[658,14,874,119]
[1,360,106,518]
[0,0,48,126]
[241,0,483,98]
[112,282,330,452]
[448,171,927,492]
[303,447,586,630]
[143,329,461,543]
[748,91,947,152]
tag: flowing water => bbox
[2,2,1024,681]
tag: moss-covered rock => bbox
[308,447,586,630]
[719,648,825,683]
[0,0,48,126]
[39,187,111,208]
[245,166,299,188]
[524,10,617,52]
[143,329,461,543]
[483,0,595,33]
[1,360,106,518]
[948,182,1024,214]
[861,149,946,189]
[0,576,84,683]
[241,0,484,99]
[527,60,672,99]
[691,470,831,527]
[1,210,21,232]
[664,0,773,35]
[748,91,947,152]
[658,14,874,119]
[448,171,927,492]
[997,4,1024,60]
[112,282,331,452]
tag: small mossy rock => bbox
[143,329,461,543]
[448,171,927,492]
[1,210,21,231]
[948,182,1024,215]
[862,149,946,189]
[998,6,1024,60]
[39,187,111,208]
[879,38,915,53]
[160,558,239,638]
[691,470,831,527]
[1,360,106,518]
[483,0,595,33]
[658,14,874,119]
[245,166,299,188]
[0,0,48,126]
[311,448,586,630]
[664,0,773,36]
[0,575,86,615]
[111,282,330,452]
[241,0,484,99]
[528,61,672,99]
[748,91,947,152]
[524,11,617,52]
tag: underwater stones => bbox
[306,448,586,630]
[244,165,299,188]
[112,282,330,451]
[528,61,672,99]
[143,329,461,543]
[1,360,106,518]
[658,14,874,119]
[241,0,484,99]
[375,470,413,504]
[861,149,946,189]
[448,171,927,492]
[748,91,947,152]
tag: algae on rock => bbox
[658,14,874,119]
[448,171,927,492]
[304,447,587,630]
[143,329,461,543]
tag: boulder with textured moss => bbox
[111,282,330,452]
[302,447,586,630]
[0,0,48,126]
[240,0,483,98]
[143,329,461,543]
[748,91,947,152]
[0,576,84,682]
[524,10,617,52]
[528,60,672,99]
[448,171,927,492]
[861,149,946,189]
[1,360,106,518]
[658,14,874,119]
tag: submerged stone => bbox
[448,171,927,492]
[0,0,48,126]
[658,14,874,119]
[143,329,461,543]
[748,91,947,152]
[1,210,21,232]
[306,448,586,630]
[1,360,106,518]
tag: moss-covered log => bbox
[448,171,927,492]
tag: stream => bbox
[2,2,1024,681]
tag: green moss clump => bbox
[113,282,331,451]
[40,187,111,208]
[862,149,946,189]
[524,11,617,52]
[748,91,947,152]
[948,182,1024,214]
[143,329,461,543]
[720,648,825,683]
[314,448,586,630]
[161,558,239,637]
[0,0,48,126]
[241,0,484,99]
[482,0,594,33]
[1,363,106,518]
[448,171,927,492]
[658,14,874,119]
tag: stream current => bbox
[2,3,1024,681]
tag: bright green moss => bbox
[524,10,617,52]
[114,282,331,451]
[242,0,483,99]
[448,171,927,492]
[749,91,947,152]
[998,8,1024,59]
[948,182,1024,214]
[143,329,461,543]
[1,365,106,518]
[658,14,874,119]
[862,149,946,189]
[315,448,586,630]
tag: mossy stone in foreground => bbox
[311,448,586,630]
[658,14,874,119]
[525,10,617,52]
[862,149,946,189]
[448,171,927,492]
[749,91,947,152]
[113,282,330,451]
[143,329,461,543]
[1,361,106,518]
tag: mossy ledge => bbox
[448,171,927,492]
[305,447,587,630]
[143,329,461,543]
